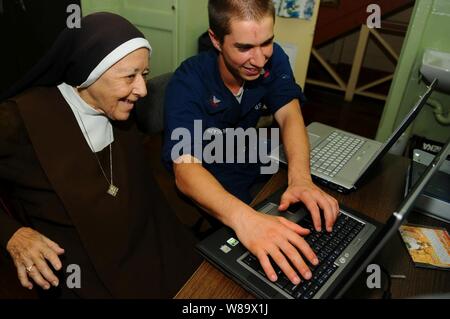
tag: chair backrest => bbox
[135,72,173,134]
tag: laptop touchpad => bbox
[308,133,321,147]
[286,202,308,223]
[261,202,307,224]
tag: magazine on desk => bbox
[399,225,450,270]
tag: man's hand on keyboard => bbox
[278,179,339,232]
[232,208,319,285]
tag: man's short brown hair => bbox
[208,0,276,43]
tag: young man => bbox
[163,0,339,285]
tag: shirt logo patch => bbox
[210,95,221,108]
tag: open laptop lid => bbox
[335,137,450,298]
[354,79,438,188]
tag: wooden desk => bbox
[176,154,450,299]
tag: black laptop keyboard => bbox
[240,213,365,299]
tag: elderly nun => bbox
[0,12,200,299]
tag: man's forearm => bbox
[276,101,312,185]
[174,162,251,228]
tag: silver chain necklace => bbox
[74,109,119,197]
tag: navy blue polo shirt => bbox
[162,43,305,203]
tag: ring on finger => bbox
[25,264,34,273]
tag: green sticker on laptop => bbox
[227,237,239,247]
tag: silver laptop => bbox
[270,79,437,193]
[197,138,450,299]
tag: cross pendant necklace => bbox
[107,184,119,197]
[75,109,119,197]
[94,142,119,197]
[105,143,119,197]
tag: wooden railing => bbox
[306,22,408,102]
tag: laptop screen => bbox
[355,79,438,185]
[336,137,450,297]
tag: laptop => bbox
[197,138,450,299]
[269,79,437,193]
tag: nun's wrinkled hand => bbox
[6,227,65,290]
